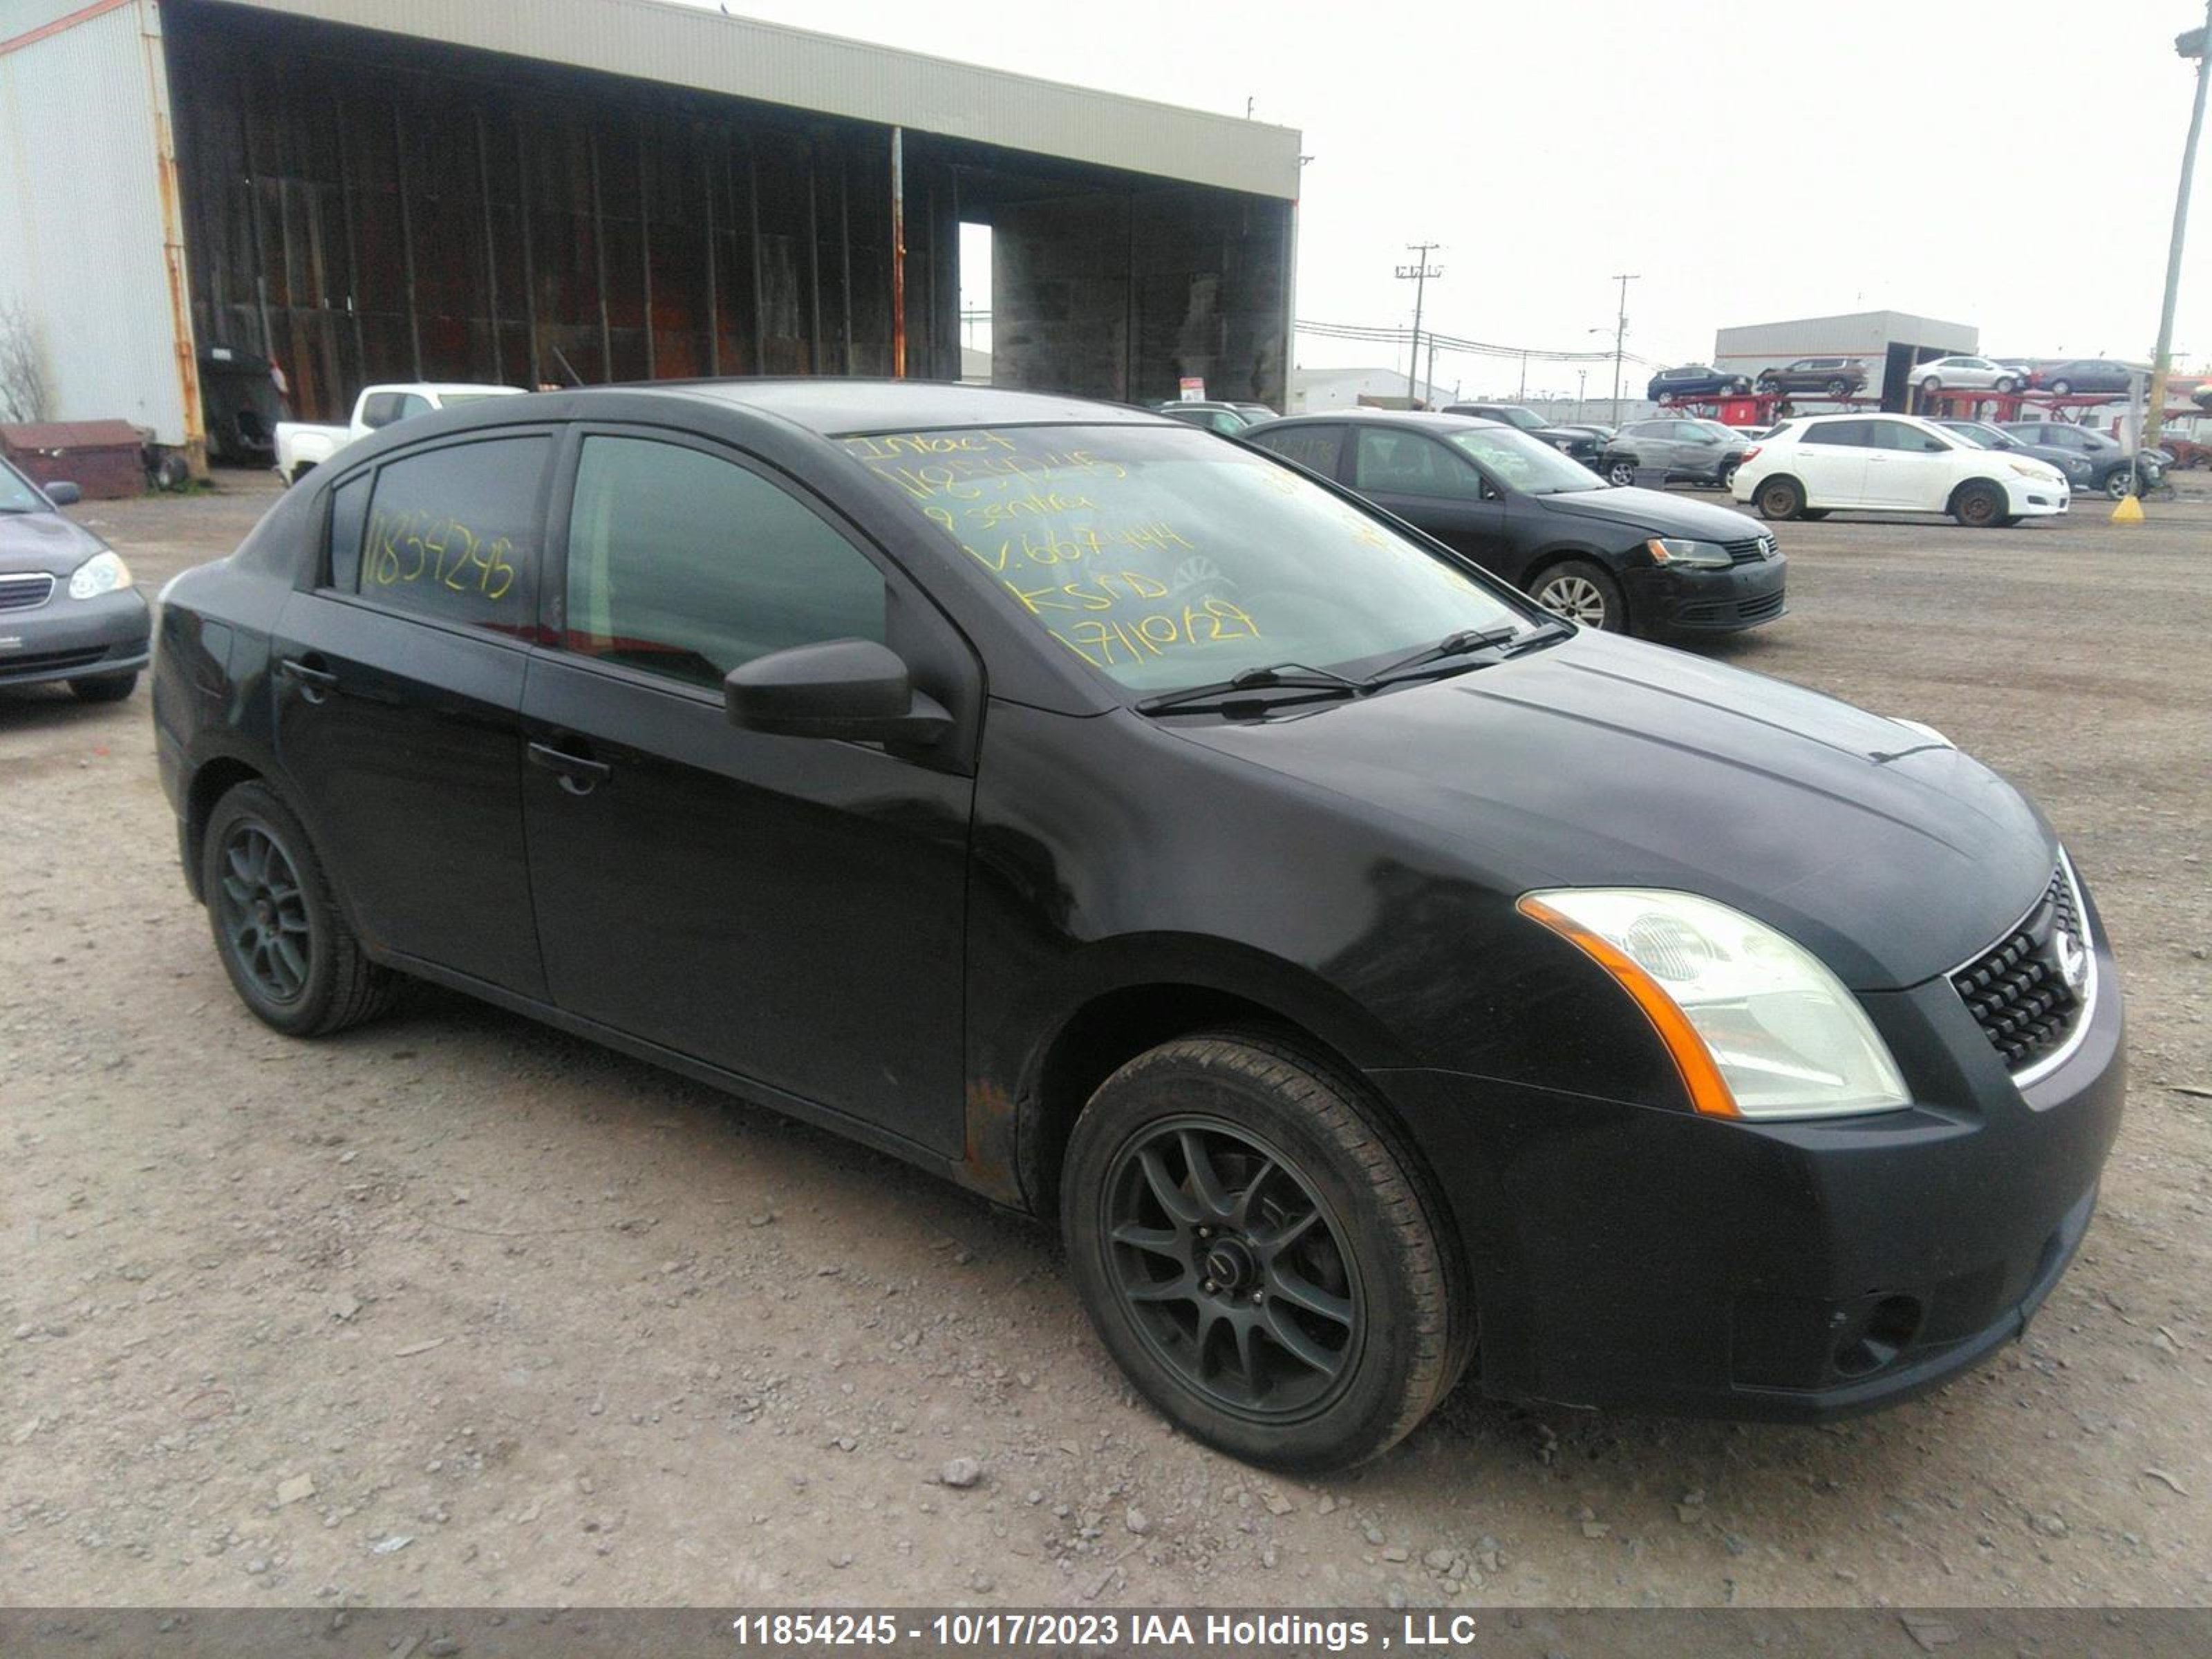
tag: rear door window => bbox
[355,435,549,635]
[1801,421,1872,447]
[1250,424,1344,475]
[1353,430,1484,499]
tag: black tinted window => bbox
[1800,421,1871,447]
[359,436,547,632]
[1352,430,1483,498]
[326,474,370,590]
[563,435,887,691]
[1252,425,1343,474]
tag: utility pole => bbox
[1609,272,1638,425]
[2148,4,2211,451]
[1396,243,1443,404]
[1517,352,1528,400]
[1425,335,1439,409]
[1576,367,1588,422]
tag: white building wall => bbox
[0,0,193,444]
[1293,366,1454,412]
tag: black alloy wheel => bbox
[216,823,314,1006]
[1062,1033,1470,1470]
[201,780,400,1036]
[1102,1118,1361,1421]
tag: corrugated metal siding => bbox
[223,0,1304,200]
[0,0,189,442]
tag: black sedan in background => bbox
[1247,410,1783,637]
[155,382,2119,1472]
[0,459,149,703]
[1438,402,1605,467]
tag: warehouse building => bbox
[1714,309,1977,411]
[0,0,1302,467]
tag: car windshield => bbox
[1484,407,1547,431]
[0,462,47,513]
[1944,424,2000,449]
[1445,426,1607,495]
[838,424,1532,695]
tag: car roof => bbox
[621,377,1180,436]
[1257,409,1508,433]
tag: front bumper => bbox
[1627,552,1788,635]
[1375,911,2124,1421]
[0,586,151,688]
[2002,474,2070,517]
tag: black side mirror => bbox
[724,638,950,748]
[44,480,82,507]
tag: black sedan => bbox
[2034,359,2137,397]
[1247,409,1782,637]
[0,460,149,702]
[1438,403,1605,467]
[155,382,2122,1471]
[1933,420,2097,491]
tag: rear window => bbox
[353,435,548,635]
[838,424,1527,694]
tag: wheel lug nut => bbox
[1197,1227,1210,1237]
[1202,1280,1215,1293]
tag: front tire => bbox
[2103,470,2138,501]
[67,672,138,704]
[202,781,400,1038]
[1952,481,2006,528]
[1062,1032,1470,1472]
[1825,377,1850,397]
[1532,559,1627,632]
[1921,376,1942,395]
[1757,475,1807,521]
[2048,379,2073,396]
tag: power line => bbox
[1295,317,1653,367]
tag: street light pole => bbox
[1396,243,1443,404]
[2148,3,2211,451]
[1609,272,1638,426]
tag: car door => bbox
[269,431,553,996]
[1860,419,1957,509]
[1349,428,1513,574]
[518,427,976,1154]
[1790,420,1873,505]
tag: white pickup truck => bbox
[274,382,524,484]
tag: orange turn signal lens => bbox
[1517,894,1741,1118]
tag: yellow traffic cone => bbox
[2111,491,2146,525]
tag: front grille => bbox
[1675,588,1785,626]
[1736,588,1786,621]
[1722,534,1776,564]
[0,572,56,612]
[1951,864,2089,1073]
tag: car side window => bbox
[1352,430,1483,499]
[1252,424,1343,474]
[1866,421,1945,453]
[326,474,370,590]
[355,435,547,633]
[1801,421,1870,447]
[561,435,888,692]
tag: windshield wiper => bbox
[1360,625,1525,686]
[1134,662,1363,716]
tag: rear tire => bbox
[1825,377,1850,397]
[67,672,138,704]
[1920,376,1942,395]
[1606,459,1638,487]
[1952,481,2006,528]
[2048,379,2073,396]
[201,781,402,1038]
[1756,476,1807,521]
[1062,1031,1471,1472]
[1531,559,1627,632]
[1996,376,2020,393]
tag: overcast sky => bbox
[709,0,2209,398]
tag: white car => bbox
[1731,413,2070,527]
[274,382,524,485]
[1912,355,2026,395]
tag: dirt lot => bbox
[5,474,2210,1611]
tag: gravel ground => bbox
[4,474,2209,1610]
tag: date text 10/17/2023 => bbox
[729,1610,1522,1650]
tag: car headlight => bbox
[1646,536,1733,568]
[2005,461,2061,482]
[67,550,132,599]
[1519,889,1911,1121]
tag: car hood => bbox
[1172,632,2051,991]
[0,509,106,577]
[1524,487,1758,541]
